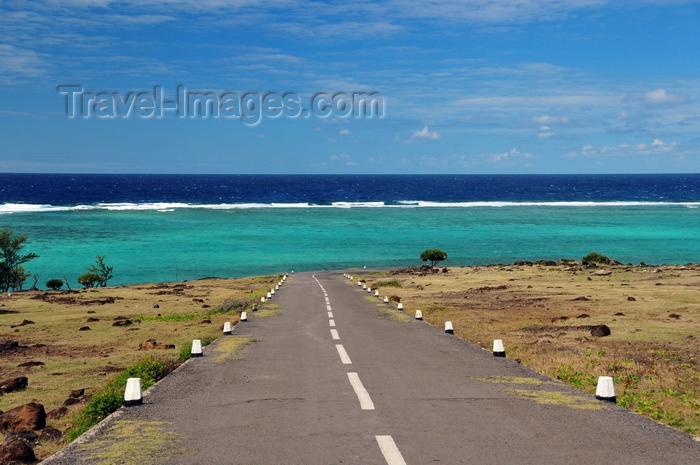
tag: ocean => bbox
[1,174,699,287]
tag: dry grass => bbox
[0,274,279,460]
[361,263,700,436]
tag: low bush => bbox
[66,357,175,442]
[582,252,611,264]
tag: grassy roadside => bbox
[0,274,280,460]
[358,262,700,437]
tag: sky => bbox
[1,0,699,174]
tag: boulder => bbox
[79,326,91,331]
[10,320,35,328]
[593,269,612,276]
[0,437,37,464]
[17,361,43,368]
[590,325,611,337]
[45,406,69,420]
[0,403,46,432]
[5,431,38,444]
[0,341,19,352]
[70,388,85,398]
[152,303,159,309]
[40,427,63,442]
[112,319,132,327]
[0,377,28,394]
[627,296,636,301]
[86,317,99,322]
[139,339,175,350]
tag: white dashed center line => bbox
[329,319,336,327]
[330,329,340,340]
[326,304,332,311]
[347,372,375,410]
[376,436,407,465]
[335,344,352,364]
[327,312,333,318]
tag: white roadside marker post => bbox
[415,310,423,320]
[191,339,203,357]
[445,321,454,334]
[223,321,232,335]
[123,378,143,407]
[493,339,506,357]
[595,376,616,403]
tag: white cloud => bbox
[537,126,554,138]
[625,88,689,105]
[483,148,533,162]
[0,45,44,77]
[531,115,569,125]
[329,154,350,160]
[566,138,679,158]
[410,126,441,141]
[339,129,351,135]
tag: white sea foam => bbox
[2,200,700,214]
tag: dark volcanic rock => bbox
[17,361,44,368]
[0,377,28,394]
[590,325,611,337]
[0,437,37,464]
[0,403,46,432]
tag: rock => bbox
[0,403,46,432]
[199,319,211,324]
[45,406,69,420]
[551,316,569,323]
[590,325,611,337]
[0,377,28,394]
[79,326,91,331]
[572,296,590,301]
[152,303,159,309]
[539,260,557,266]
[17,361,43,368]
[86,317,99,322]
[202,304,210,308]
[669,313,681,320]
[62,398,81,407]
[5,430,38,444]
[0,341,19,352]
[87,310,96,314]
[0,309,20,314]
[139,339,175,350]
[593,269,612,276]
[10,320,35,328]
[40,427,63,442]
[70,388,85,398]
[389,295,401,303]
[576,314,590,319]
[614,312,625,316]
[192,298,204,303]
[0,437,37,464]
[112,319,132,327]
[627,296,636,301]
[441,267,448,273]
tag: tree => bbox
[78,272,100,289]
[420,249,448,268]
[0,229,39,292]
[46,278,64,291]
[81,255,113,288]
[582,252,611,265]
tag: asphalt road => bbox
[45,271,700,464]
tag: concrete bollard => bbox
[374,290,380,297]
[357,282,362,286]
[260,296,266,303]
[397,303,404,311]
[266,292,272,299]
[240,311,248,322]
[445,321,454,334]
[350,277,353,281]
[223,321,232,335]
[275,285,279,290]
[191,339,203,357]
[271,289,275,295]
[362,284,366,289]
[415,310,423,320]
[492,339,506,357]
[123,378,143,407]
[595,376,616,403]
[367,287,372,293]
[383,296,389,303]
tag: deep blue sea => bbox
[1,174,699,287]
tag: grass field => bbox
[359,262,700,438]
[0,274,279,459]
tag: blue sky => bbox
[1,0,699,174]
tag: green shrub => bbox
[582,252,611,264]
[66,357,173,442]
[372,280,402,288]
[45,278,64,290]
